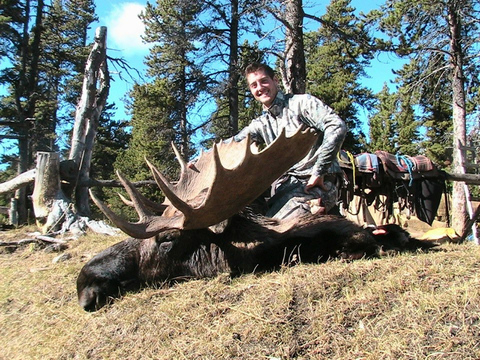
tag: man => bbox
[234,62,347,220]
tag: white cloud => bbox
[105,2,150,56]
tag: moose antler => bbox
[90,126,318,238]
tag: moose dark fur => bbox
[77,211,435,311]
[78,130,437,311]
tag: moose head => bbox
[78,127,320,311]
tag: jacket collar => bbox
[264,91,286,118]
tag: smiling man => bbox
[233,62,347,220]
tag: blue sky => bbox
[92,0,405,124]
[92,1,151,118]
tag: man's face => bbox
[246,69,278,107]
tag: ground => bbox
[0,225,479,359]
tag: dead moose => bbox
[77,127,435,312]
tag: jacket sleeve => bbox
[298,95,347,176]
[232,118,265,145]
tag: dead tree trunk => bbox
[25,26,110,235]
[68,26,110,217]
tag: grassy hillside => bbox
[0,227,479,360]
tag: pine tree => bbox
[368,85,397,153]
[0,0,45,222]
[109,79,177,220]
[388,61,422,156]
[115,79,177,189]
[140,0,206,160]
[91,104,131,182]
[90,104,131,218]
[395,89,420,156]
[0,0,96,223]
[418,56,454,167]
[369,0,480,233]
[35,0,96,153]
[201,0,264,137]
[304,0,375,152]
[206,40,264,143]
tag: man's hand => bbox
[306,198,326,215]
[305,174,328,192]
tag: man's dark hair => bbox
[245,62,276,79]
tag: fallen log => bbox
[0,173,158,194]
[0,169,36,193]
[0,234,66,247]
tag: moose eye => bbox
[160,242,173,252]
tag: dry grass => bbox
[1,228,480,360]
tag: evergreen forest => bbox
[0,0,479,234]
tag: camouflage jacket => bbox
[234,91,347,178]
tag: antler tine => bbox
[118,192,168,214]
[89,189,183,239]
[145,159,194,219]
[89,189,144,237]
[118,192,133,206]
[88,189,147,237]
[116,170,152,219]
[170,142,187,174]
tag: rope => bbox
[345,150,356,187]
[395,154,415,186]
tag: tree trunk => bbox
[282,0,306,94]
[228,0,239,136]
[448,5,468,235]
[29,26,109,234]
[15,138,29,224]
[69,26,110,216]
[14,0,45,224]
[179,61,189,159]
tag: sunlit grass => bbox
[1,229,479,359]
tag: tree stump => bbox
[32,152,76,234]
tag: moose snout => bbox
[78,286,108,312]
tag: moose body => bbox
[78,129,435,311]
[77,212,433,311]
